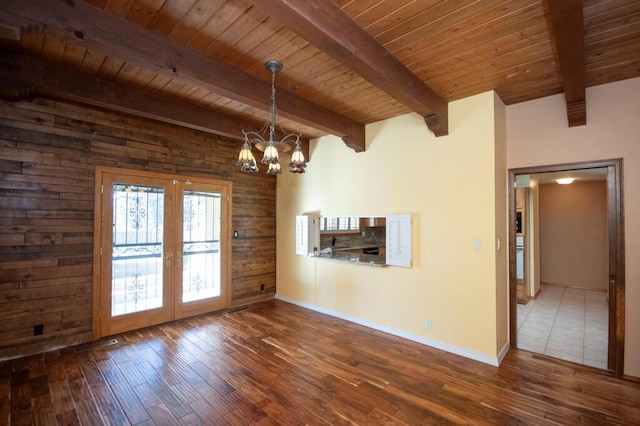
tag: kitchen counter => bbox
[333,246,379,252]
[315,251,388,267]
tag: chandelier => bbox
[237,60,307,175]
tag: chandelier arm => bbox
[258,118,270,136]
[278,133,301,145]
[242,130,268,145]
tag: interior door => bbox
[94,168,231,338]
[607,164,625,375]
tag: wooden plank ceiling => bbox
[0,0,639,149]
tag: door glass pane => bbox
[182,190,221,302]
[111,184,164,316]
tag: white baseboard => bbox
[497,340,510,364]
[275,293,506,367]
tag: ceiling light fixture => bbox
[556,178,575,184]
[237,60,306,175]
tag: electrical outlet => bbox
[425,319,432,330]
[34,324,44,336]
[260,283,265,291]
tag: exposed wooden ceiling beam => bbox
[242,0,448,137]
[0,0,365,151]
[548,0,586,127]
[0,51,310,159]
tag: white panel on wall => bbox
[295,215,319,256]
[386,215,412,267]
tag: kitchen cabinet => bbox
[371,217,386,227]
[517,282,527,303]
[515,187,529,236]
[515,187,525,209]
[361,217,386,227]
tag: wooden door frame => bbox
[93,166,233,339]
[508,159,625,377]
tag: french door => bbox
[93,167,231,338]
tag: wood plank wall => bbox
[0,98,276,360]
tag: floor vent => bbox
[227,306,249,314]
[74,338,119,353]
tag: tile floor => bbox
[517,284,608,369]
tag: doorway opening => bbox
[508,159,625,377]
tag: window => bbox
[320,216,360,233]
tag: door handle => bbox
[609,275,616,284]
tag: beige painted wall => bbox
[539,181,608,290]
[494,93,509,353]
[507,76,640,377]
[276,92,508,362]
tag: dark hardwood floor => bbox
[1,299,639,425]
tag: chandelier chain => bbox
[270,70,276,144]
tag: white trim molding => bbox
[275,294,508,367]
